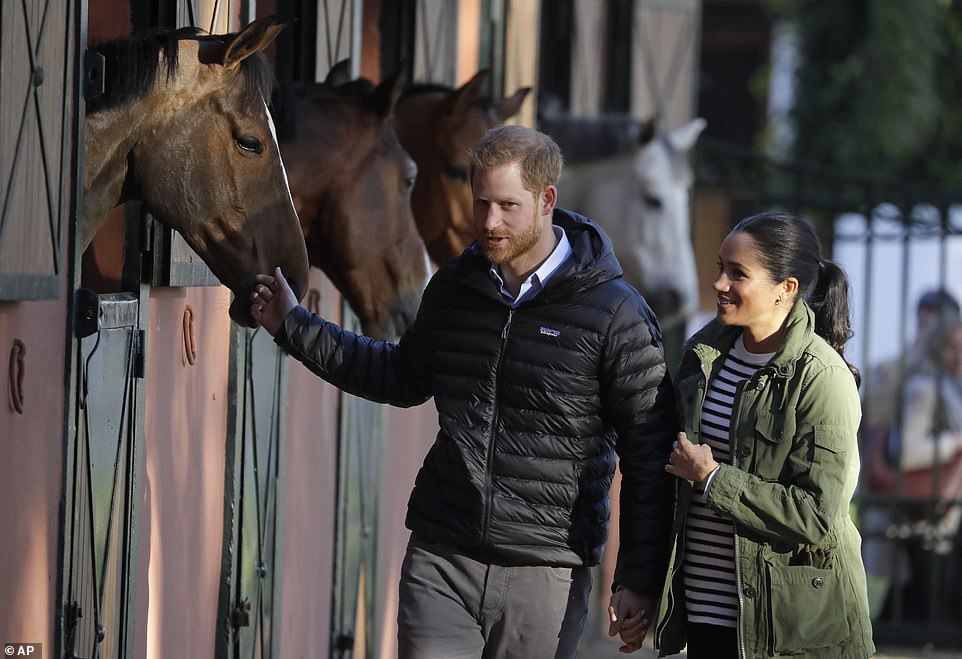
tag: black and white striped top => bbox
[684,335,773,628]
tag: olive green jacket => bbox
[655,300,875,658]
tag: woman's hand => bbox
[665,432,718,483]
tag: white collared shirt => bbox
[489,226,572,307]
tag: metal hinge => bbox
[74,290,139,338]
[74,289,100,339]
[231,598,252,629]
[63,600,90,659]
[333,632,355,652]
[132,329,146,379]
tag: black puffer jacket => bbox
[276,209,676,595]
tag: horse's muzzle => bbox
[229,295,258,328]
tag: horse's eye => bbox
[445,164,469,182]
[403,160,417,191]
[642,192,663,210]
[236,135,263,154]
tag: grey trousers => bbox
[397,535,592,659]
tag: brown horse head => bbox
[394,72,530,265]
[275,61,428,339]
[83,16,310,327]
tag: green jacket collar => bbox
[685,299,817,380]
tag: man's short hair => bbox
[925,316,962,366]
[917,288,961,317]
[467,125,564,193]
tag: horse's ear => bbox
[666,117,707,153]
[638,116,658,146]
[494,86,531,122]
[372,70,404,118]
[325,59,352,86]
[223,15,286,68]
[443,70,490,116]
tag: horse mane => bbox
[400,82,502,118]
[400,82,454,98]
[547,113,695,182]
[87,27,275,114]
[272,78,379,143]
[539,113,645,163]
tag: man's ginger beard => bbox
[481,206,542,265]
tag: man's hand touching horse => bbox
[251,266,298,336]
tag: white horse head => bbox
[555,116,706,329]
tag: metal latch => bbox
[231,598,252,629]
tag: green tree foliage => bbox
[785,0,945,181]
[909,1,962,183]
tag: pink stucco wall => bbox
[276,268,341,658]
[138,285,232,658]
[0,298,68,655]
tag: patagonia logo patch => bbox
[539,326,561,338]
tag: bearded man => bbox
[250,125,677,658]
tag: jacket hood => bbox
[455,207,623,301]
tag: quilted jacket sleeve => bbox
[273,300,434,408]
[604,292,678,596]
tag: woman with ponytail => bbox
[622,212,875,657]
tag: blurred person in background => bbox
[863,289,961,493]
[886,317,962,621]
[860,289,961,619]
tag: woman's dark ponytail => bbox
[809,258,860,386]
[732,212,861,386]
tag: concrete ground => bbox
[577,633,962,658]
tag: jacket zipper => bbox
[481,309,514,545]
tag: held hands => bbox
[607,588,654,653]
[665,432,718,483]
[250,266,298,336]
